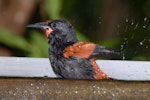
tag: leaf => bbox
[100,38,121,48]
[28,31,49,57]
[0,28,30,52]
[132,56,148,61]
[76,31,90,42]
[44,0,62,19]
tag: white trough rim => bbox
[0,56,150,81]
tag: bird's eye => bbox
[52,23,56,28]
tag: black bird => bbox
[27,19,116,79]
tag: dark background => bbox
[0,0,150,60]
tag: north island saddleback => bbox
[27,19,118,79]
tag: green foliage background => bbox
[0,0,150,60]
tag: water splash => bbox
[144,17,147,22]
[98,17,102,24]
[143,25,146,28]
[134,23,138,30]
[98,16,150,60]
[120,44,125,60]
[120,38,129,60]
[131,19,134,25]
[124,18,129,32]
[125,18,129,23]
[140,39,146,46]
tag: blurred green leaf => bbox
[132,56,148,61]
[0,29,30,52]
[0,29,49,57]
[44,0,62,19]
[100,38,121,48]
[28,31,49,57]
[76,31,90,41]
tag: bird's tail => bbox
[89,45,121,59]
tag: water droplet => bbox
[30,83,33,86]
[93,85,96,88]
[99,17,102,24]
[134,23,138,30]
[40,90,43,93]
[103,91,106,94]
[140,42,143,45]
[36,86,40,89]
[99,22,101,24]
[144,17,147,22]
[122,53,125,60]
[94,91,96,94]
[75,91,78,94]
[14,93,16,96]
[126,18,128,23]
[122,90,125,93]
[143,25,146,28]
[131,19,134,25]
[112,93,115,97]
[140,39,146,46]
[65,91,68,94]
[120,44,125,60]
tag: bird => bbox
[27,19,116,79]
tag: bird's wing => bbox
[63,42,111,79]
[63,42,95,59]
[88,44,115,59]
[63,42,114,59]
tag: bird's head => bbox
[27,20,78,44]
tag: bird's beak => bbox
[26,22,53,37]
